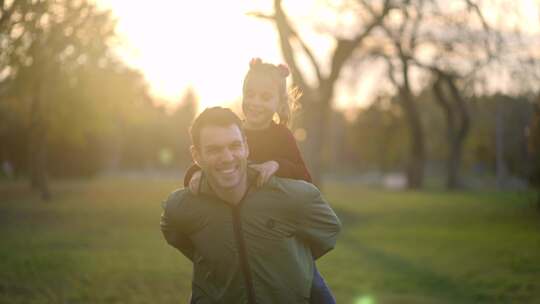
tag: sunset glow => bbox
[97,0,540,112]
[97,1,285,111]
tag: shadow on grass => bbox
[337,219,504,304]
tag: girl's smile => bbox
[242,75,280,130]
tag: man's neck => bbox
[209,176,249,205]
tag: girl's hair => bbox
[242,58,301,127]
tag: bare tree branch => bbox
[250,6,325,84]
[0,0,22,30]
[380,53,398,87]
[444,74,470,140]
[432,75,455,134]
[273,0,310,90]
[327,0,393,85]
[246,12,273,20]
[464,0,491,34]
[287,26,323,84]
[464,0,496,59]
[409,0,425,50]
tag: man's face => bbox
[192,124,249,191]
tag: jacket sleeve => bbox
[296,185,341,259]
[160,192,194,261]
[274,128,312,183]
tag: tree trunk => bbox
[445,76,470,189]
[32,125,50,200]
[301,94,328,188]
[447,138,461,189]
[303,112,323,187]
[401,88,425,189]
[496,99,506,188]
[399,59,425,189]
[433,75,470,189]
[268,0,391,189]
[433,78,458,188]
[28,79,50,200]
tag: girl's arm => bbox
[183,163,201,187]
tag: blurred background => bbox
[1,0,540,303]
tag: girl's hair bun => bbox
[249,57,263,68]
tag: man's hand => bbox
[188,170,202,194]
[249,161,279,188]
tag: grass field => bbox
[1,178,539,304]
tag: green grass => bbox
[1,178,539,304]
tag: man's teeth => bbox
[220,168,236,173]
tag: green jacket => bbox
[160,170,341,304]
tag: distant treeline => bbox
[1,79,196,177]
[315,92,535,181]
[0,0,195,191]
[2,82,534,182]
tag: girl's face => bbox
[242,74,280,130]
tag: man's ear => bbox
[190,145,201,166]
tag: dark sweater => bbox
[184,122,312,186]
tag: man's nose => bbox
[220,148,234,162]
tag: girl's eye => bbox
[205,147,219,154]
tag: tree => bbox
[421,1,495,189]
[369,0,428,189]
[367,0,506,189]
[348,95,408,172]
[169,88,197,167]
[528,100,540,208]
[251,0,393,186]
[431,73,471,188]
[0,0,119,199]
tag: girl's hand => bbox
[249,161,279,188]
[188,170,202,194]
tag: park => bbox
[1,178,539,303]
[1,0,540,303]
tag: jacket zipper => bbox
[231,188,257,304]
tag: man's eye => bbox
[231,143,242,150]
[245,91,255,98]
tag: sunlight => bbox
[95,0,540,112]
[96,1,285,111]
[355,295,376,304]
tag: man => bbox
[161,107,341,304]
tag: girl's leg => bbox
[310,264,336,304]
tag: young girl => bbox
[184,58,335,304]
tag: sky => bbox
[94,0,382,113]
[95,1,287,111]
[95,0,540,113]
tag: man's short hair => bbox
[190,107,245,149]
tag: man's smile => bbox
[215,163,240,176]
